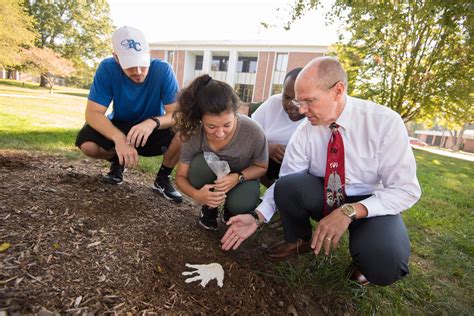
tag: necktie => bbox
[323,123,346,216]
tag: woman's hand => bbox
[213,173,239,193]
[195,184,226,208]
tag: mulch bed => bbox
[0,150,327,315]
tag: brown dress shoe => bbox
[349,264,370,286]
[266,239,312,261]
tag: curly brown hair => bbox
[173,74,240,141]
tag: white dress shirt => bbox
[258,96,421,222]
[251,94,305,146]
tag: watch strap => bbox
[150,116,160,130]
[249,210,262,228]
[238,171,245,183]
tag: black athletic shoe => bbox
[199,206,218,231]
[103,160,124,185]
[221,207,232,224]
[153,175,183,203]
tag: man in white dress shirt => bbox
[221,57,421,286]
[251,68,305,188]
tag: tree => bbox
[24,0,114,87]
[22,47,75,93]
[284,0,472,122]
[0,0,36,67]
[424,40,473,151]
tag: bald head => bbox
[294,57,348,126]
[298,57,348,92]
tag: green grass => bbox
[0,82,473,314]
[0,79,44,90]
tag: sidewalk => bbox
[413,145,474,162]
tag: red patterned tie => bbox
[323,123,346,216]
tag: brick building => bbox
[150,40,328,103]
[0,68,39,83]
[415,130,474,153]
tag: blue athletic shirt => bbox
[88,57,179,125]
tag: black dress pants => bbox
[274,172,410,286]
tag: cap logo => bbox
[120,39,142,51]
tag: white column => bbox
[203,50,212,73]
[183,51,196,87]
[226,50,238,87]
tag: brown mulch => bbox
[0,150,327,315]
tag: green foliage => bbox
[24,0,114,87]
[286,1,471,124]
[64,60,98,89]
[22,46,75,92]
[0,0,37,67]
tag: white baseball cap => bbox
[112,26,150,69]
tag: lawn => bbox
[0,79,161,171]
[0,80,472,314]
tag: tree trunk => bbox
[40,73,51,88]
[452,122,468,151]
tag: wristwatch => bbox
[249,209,262,228]
[341,204,357,221]
[237,172,245,184]
[149,116,160,130]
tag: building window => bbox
[167,51,175,66]
[237,57,257,73]
[195,55,203,70]
[211,56,229,71]
[275,53,288,72]
[235,84,254,102]
[271,84,283,95]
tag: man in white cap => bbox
[76,25,183,203]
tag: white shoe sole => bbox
[103,177,123,185]
[152,184,183,203]
[198,219,218,231]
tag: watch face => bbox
[343,204,355,217]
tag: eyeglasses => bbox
[291,80,340,109]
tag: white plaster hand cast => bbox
[182,263,224,288]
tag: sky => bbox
[107,0,342,45]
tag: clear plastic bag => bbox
[204,151,230,179]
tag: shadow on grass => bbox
[0,129,81,156]
[0,79,43,90]
[56,91,89,98]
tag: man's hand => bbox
[311,208,351,256]
[268,143,285,164]
[213,173,239,193]
[195,184,226,208]
[126,119,157,148]
[114,139,139,168]
[221,214,258,251]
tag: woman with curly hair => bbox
[174,74,268,232]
